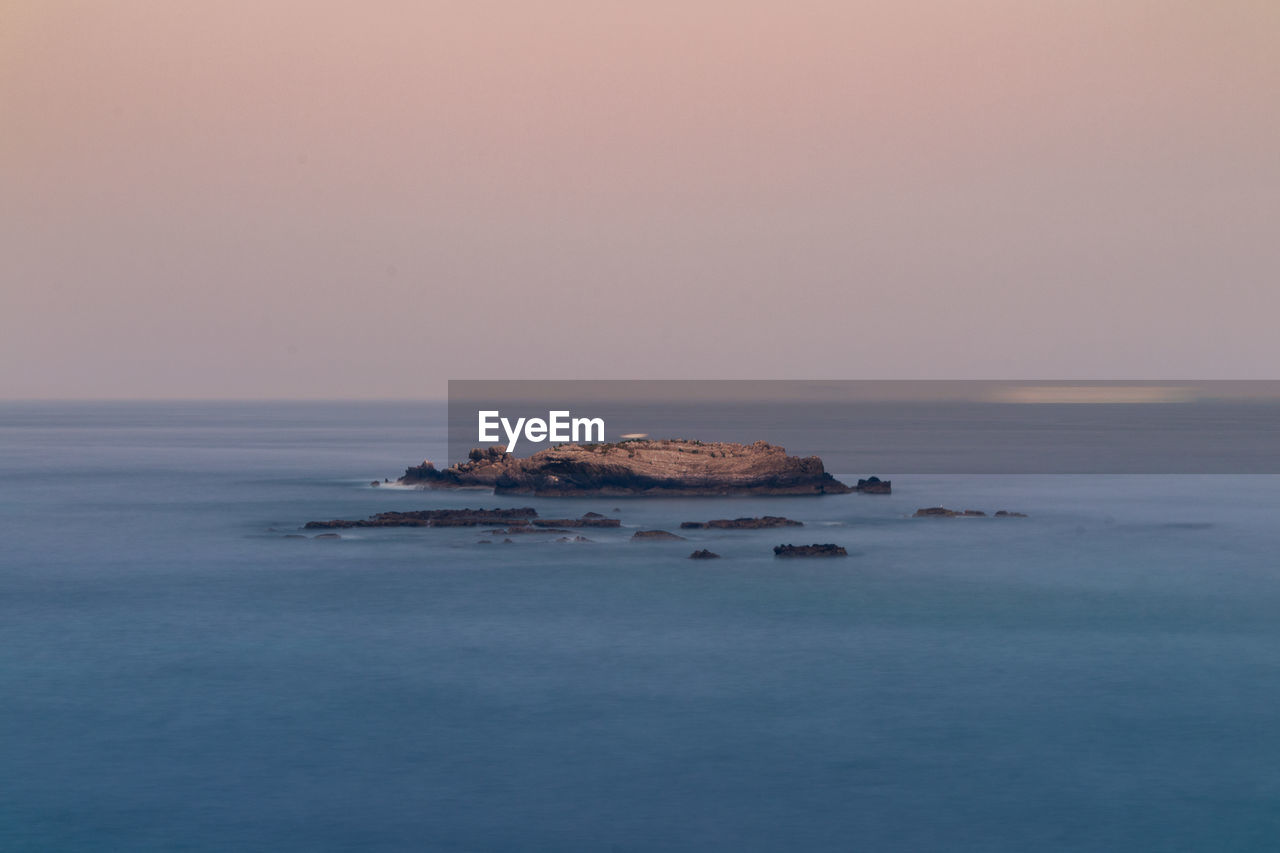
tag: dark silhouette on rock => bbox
[398,440,852,496]
[773,543,847,557]
[680,516,802,530]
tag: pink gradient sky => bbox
[3,1,1278,399]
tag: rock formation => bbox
[855,477,892,494]
[398,440,852,496]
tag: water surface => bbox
[2,402,1279,851]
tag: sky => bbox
[2,1,1278,399]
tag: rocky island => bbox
[855,476,891,494]
[399,440,854,497]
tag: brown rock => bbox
[398,439,852,496]
[854,477,892,494]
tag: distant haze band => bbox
[446,380,1280,474]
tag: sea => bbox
[2,401,1279,851]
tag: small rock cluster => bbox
[913,507,1028,518]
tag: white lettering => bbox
[572,417,605,443]
[548,411,571,442]
[501,416,526,453]
[478,411,500,443]
[477,410,605,452]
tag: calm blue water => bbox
[3,402,1280,851]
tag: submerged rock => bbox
[631,530,687,541]
[486,526,571,535]
[305,507,537,529]
[914,507,1025,518]
[680,516,802,530]
[398,439,852,496]
[531,516,621,528]
[312,533,342,540]
[773,543,847,557]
